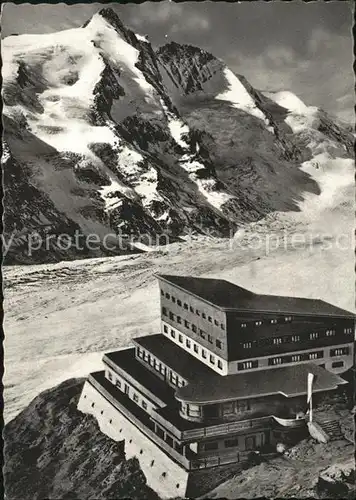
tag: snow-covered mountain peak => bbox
[2,9,353,263]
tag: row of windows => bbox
[163,309,224,349]
[163,324,224,370]
[161,291,226,330]
[331,347,350,357]
[137,346,186,387]
[107,370,149,410]
[201,434,257,452]
[237,346,350,370]
[240,328,352,349]
[223,400,250,414]
[240,316,293,328]
[268,350,324,366]
[238,360,258,370]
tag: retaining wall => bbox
[77,380,190,498]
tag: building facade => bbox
[78,274,354,497]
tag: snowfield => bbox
[216,68,270,125]
[4,156,355,422]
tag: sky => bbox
[2,1,354,122]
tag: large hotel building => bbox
[78,275,354,498]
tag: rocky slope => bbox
[4,377,354,499]
[3,378,160,500]
[2,7,353,263]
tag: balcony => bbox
[87,372,268,471]
[153,405,272,441]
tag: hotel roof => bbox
[133,334,347,404]
[175,362,348,404]
[157,274,355,318]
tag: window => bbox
[225,438,238,448]
[116,379,121,388]
[166,436,174,447]
[160,364,166,375]
[208,316,212,323]
[309,332,319,340]
[208,334,213,344]
[326,329,336,337]
[162,307,167,316]
[291,354,301,362]
[154,359,160,371]
[270,319,277,324]
[217,360,223,369]
[223,402,234,414]
[200,329,206,339]
[214,319,219,326]
[190,306,194,313]
[186,339,191,348]
[108,371,112,380]
[184,303,188,310]
[331,347,349,357]
[216,339,222,349]
[194,344,199,353]
[203,442,218,451]
[241,323,247,328]
[133,393,139,402]
[163,325,168,334]
[210,354,215,364]
[202,313,206,319]
[170,372,178,385]
[177,299,182,307]
[243,342,252,349]
[165,293,170,299]
[192,324,197,333]
[149,356,155,367]
[221,323,225,330]
[156,427,164,439]
[142,400,148,410]
[196,309,200,316]
[309,351,323,360]
[332,360,344,368]
[238,360,258,370]
[143,351,149,362]
[291,335,300,342]
[184,320,190,329]
[285,316,292,322]
[178,334,183,343]
[187,404,201,417]
[269,357,282,366]
[172,296,176,303]
[171,329,176,338]
[202,349,207,359]
[177,316,182,324]
[169,311,175,321]
[273,338,282,345]
[255,321,262,326]
[161,289,164,296]
[344,327,353,334]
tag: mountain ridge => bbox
[2,7,353,263]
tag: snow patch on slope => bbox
[265,90,318,134]
[88,13,156,98]
[2,10,159,157]
[216,68,269,125]
[298,153,353,215]
[160,99,233,210]
[135,33,149,43]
